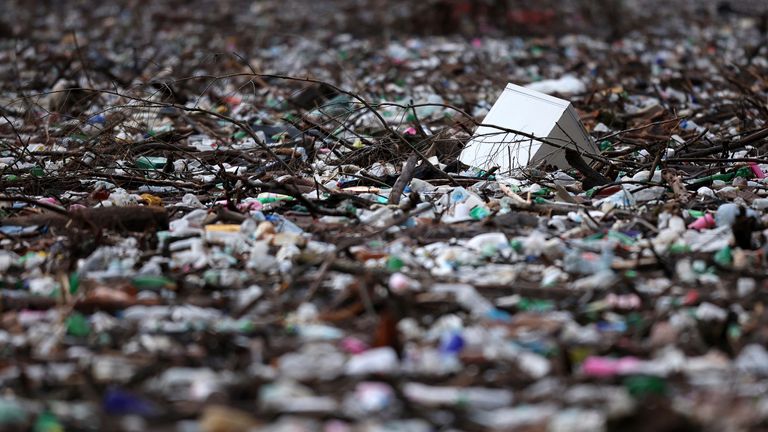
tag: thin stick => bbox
[389,154,418,205]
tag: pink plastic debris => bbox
[688,213,715,230]
[750,163,765,179]
[582,356,641,377]
[340,337,368,354]
[237,201,264,212]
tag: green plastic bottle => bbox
[66,313,90,337]
[33,411,63,432]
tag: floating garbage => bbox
[1,0,768,430]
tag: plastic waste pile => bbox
[1,0,768,431]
